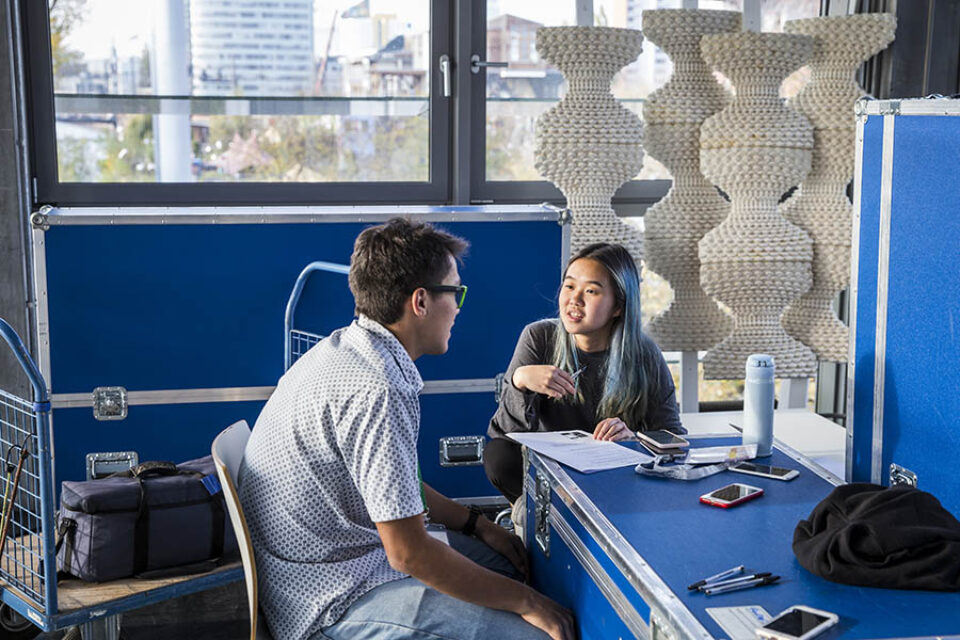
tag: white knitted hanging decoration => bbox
[534,27,645,263]
[780,14,897,363]
[699,32,816,380]
[642,9,739,351]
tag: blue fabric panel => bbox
[881,115,960,517]
[44,221,561,392]
[545,438,960,638]
[51,395,497,499]
[527,494,639,640]
[51,402,265,484]
[43,220,561,497]
[851,114,884,483]
[419,393,501,498]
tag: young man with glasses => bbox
[240,218,574,640]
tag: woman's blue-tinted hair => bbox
[550,243,659,429]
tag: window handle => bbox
[439,54,452,97]
[470,54,509,74]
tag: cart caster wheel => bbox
[0,604,39,640]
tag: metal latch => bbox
[86,451,139,480]
[889,463,917,488]
[439,436,484,467]
[534,470,551,557]
[92,386,128,421]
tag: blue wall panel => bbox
[881,116,960,514]
[43,219,562,496]
[853,112,960,516]
[45,221,561,392]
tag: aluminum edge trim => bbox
[560,215,572,269]
[871,114,895,485]
[49,378,498,408]
[846,109,866,484]
[772,437,843,486]
[529,452,713,639]
[31,227,51,387]
[40,205,561,225]
[31,226,57,490]
[549,503,650,639]
[863,99,960,116]
[421,378,496,394]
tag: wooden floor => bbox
[56,561,243,612]
[2,534,241,613]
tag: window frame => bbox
[23,0,453,206]
[23,0,674,208]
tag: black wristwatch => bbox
[461,506,483,537]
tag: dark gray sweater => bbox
[488,320,684,439]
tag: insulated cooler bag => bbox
[57,456,237,582]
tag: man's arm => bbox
[377,514,574,640]
[423,483,527,578]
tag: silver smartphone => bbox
[729,461,799,481]
[756,605,838,639]
[636,429,689,451]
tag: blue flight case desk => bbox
[522,418,960,639]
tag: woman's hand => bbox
[593,417,632,441]
[512,366,576,399]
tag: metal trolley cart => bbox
[0,318,242,640]
[283,261,350,372]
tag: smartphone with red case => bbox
[699,483,764,508]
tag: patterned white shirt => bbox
[239,315,425,640]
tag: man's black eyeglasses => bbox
[423,285,468,309]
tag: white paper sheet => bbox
[706,606,771,640]
[507,430,653,473]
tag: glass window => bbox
[484,3,578,182]
[48,0,431,186]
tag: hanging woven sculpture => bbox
[780,14,897,363]
[534,27,645,262]
[698,32,816,380]
[642,9,739,351]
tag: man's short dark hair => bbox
[349,218,469,325]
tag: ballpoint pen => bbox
[571,366,587,381]
[698,572,771,591]
[687,565,745,590]
[704,575,780,596]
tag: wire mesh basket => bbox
[284,261,349,371]
[0,319,57,617]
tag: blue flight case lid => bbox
[538,437,960,639]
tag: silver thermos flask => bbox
[743,354,775,457]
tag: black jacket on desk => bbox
[793,483,960,591]
[488,319,684,439]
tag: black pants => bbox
[483,438,524,503]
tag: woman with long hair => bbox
[484,243,684,502]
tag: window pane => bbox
[484,0,680,182]
[485,2,576,182]
[50,0,431,184]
